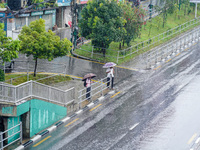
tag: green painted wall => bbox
[17,101,29,116]
[7,116,21,144]
[30,99,67,137]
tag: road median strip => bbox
[33,136,51,147]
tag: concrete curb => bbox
[14,91,116,150]
[70,49,104,63]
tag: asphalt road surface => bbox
[23,40,200,150]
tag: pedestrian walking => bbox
[86,77,93,100]
[82,73,96,101]
[103,62,116,90]
[106,67,114,90]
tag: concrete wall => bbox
[30,99,67,137]
[7,116,21,144]
[0,98,67,143]
[54,27,71,40]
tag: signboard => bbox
[31,11,43,16]
[57,0,70,6]
[45,10,56,15]
[190,0,200,3]
[0,12,5,17]
[18,13,30,17]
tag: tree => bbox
[0,23,20,63]
[79,0,126,57]
[121,2,145,47]
[155,0,176,27]
[18,19,72,76]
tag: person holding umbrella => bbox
[103,62,116,90]
[82,73,96,101]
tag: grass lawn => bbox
[5,74,71,86]
[75,5,200,64]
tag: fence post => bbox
[101,79,103,96]
[0,132,3,149]
[79,91,82,109]
[91,46,93,58]
[30,80,32,98]
[48,87,51,101]
[11,78,12,85]
[20,122,22,144]
[27,72,29,81]
[117,51,119,63]
[14,86,17,102]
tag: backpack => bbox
[84,80,87,87]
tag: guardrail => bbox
[0,80,75,106]
[0,122,22,150]
[74,16,200,64]
[78,77,110,108]
[145,26,200,68]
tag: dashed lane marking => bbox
[33,136,51,147]
[111,92,121,98]
[90,104,102,111]
[153,66,161,70]
[176,53,181,56]
[166,59,172,63]
[129,123,139,131]
[65,118,79,127]
[195,137,200,144]
[188,133,197,144]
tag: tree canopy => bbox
[18,19,72,76]
[0,23,20,63]
[79,0,126,56]
[121,2,145,47]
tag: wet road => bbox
[24,39,200,150]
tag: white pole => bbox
[195,3,197,18]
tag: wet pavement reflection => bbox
[26,43,200,150]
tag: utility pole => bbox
[70,0,78,50]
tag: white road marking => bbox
[129,123,139,131]
[76,110,83,114]
[62,117,70,123]
[87,102,94,107]
[159,101,165,106]
[195,137,200,144]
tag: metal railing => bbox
[0,122,22,150]
[0,80,75,105]
[145,26,200,68]
[78,77,109,108]
[74,16,200,64]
